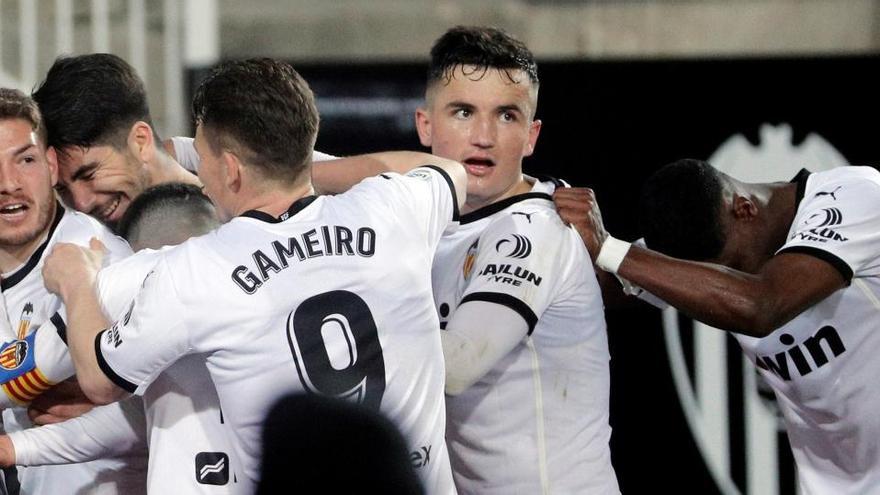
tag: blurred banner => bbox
[191,55,877,494]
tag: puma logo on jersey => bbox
[815,186,841,200]
[410,444,432,468]
[512,211,533,223]
[755,326,846,381]
[479,264,542,287]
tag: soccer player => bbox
[556,158,880,493]
[43,58,467,494]
[1,183,244,494]
[32,54,202,230]
[416,27,618,494]
[0,88,143,494]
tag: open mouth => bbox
[0,203,28,217]
[98,195,121,221]
[463,158,495,175]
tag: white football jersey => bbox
[96,250,245,494]
[734,166,880,494]
[95,167,459,493]
[433,179,619,494]
[0,205,145,495]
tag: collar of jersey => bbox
[238,195,318,223]
[1,201,66,292]
[458,175,560,225]
[790,168,811,208]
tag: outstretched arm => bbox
[554,187,846,337]
[311,151,453,195]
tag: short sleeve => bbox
[96,257,191,396]
[778,180,880,281]
[459,209,565,334]
[0,318,74,407]
[96,250,163,320]
[353,165,459,247]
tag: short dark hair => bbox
[32,53,154,152]
[117,182,217,248]
[640,159,726,261]
[258,394,423,495]
[0,88,47,144]
[192,58,318,184]
[428,26,538,88]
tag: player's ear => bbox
[732,194,758,220]
[221,151,242,193]
[127,121,156,165]
[415,107,433,148]
[45,146,59,186]
[524,119,542,157]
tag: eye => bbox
[500,111,517,122]
[22,155,37,164]
[453,108,472,119]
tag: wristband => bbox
[595,236,631,274]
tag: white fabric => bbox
[432,178,619,495]
[170,136,337,174]
[95,167,459,493]
[10,397,146,465]
[595,236,631,274]
[0,207,145,495]
[734,166,880,494]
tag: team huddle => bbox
[0,24,878,495]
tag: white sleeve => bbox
[96,250,163,319]
[170,136,200,173]
[0,317,74,408]
[442,301,529,395]
[459,210,565,335]
[96,257,192,396]
[8,397,146,466]
[312,150,337,162]
[349,166,459,248]
[778,179,880,280]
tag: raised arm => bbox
[554,187,846,337]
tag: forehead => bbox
[0,118,38,149]
[56,144,118,178]
[428,66,537,109]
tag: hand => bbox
[42,238,106,302]
[28,378,96,426]
[0,434,15,467]
[553,187,609,261]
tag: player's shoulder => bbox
[55,208,132,256]
[801,166,880,210]
[489,179,565,231]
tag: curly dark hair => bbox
[428,26,538,88]
[640,159,727,261]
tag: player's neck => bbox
[148,152,201,188]
[463,176,533,214]
[234,180,316,220]
[764,182,799,252]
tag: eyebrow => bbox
[71,162,100,181]
[11,143,35,156]
[497,104,525,115]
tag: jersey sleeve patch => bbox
[95,330,138,394]
[461,292,539,335]
[414,165,460,222]
[0,331,55,405]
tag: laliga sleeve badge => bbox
[195,452,229,485]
